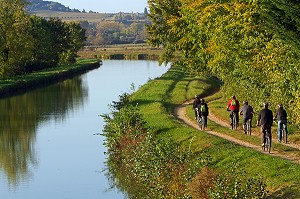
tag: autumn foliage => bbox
[147,0,300,126]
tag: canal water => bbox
[0,60,170,199]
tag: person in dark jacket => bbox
[257,102,273,146]
[274,103,288,142]
[196,98,209,127]
[239,101,254,133]
[192,95,200,120]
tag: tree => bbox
[26,16,59,71]
[146,0,184,64]
[0,0,33,77]
[59,21,86,64]
[146,0,300,125]
[95,21,125,44]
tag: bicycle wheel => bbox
[248,122,252,135]
[282,127,287,144]
[232,114,237,130]
[265,135,271,153]
[201,115,206,130]
[263,137,268,152]
[197,115,203,129]
[246,120,251,135]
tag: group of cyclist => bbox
[193,94,289,147]
[227,95,288,146]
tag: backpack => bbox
[200,104,206,112]
[231,99,236,106]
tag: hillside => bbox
[27,0,147,23]
[30,10,112,22]
[26,0,81,12]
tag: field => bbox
[30,10,114,22]
[78,44,165,60]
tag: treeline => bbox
[0,0,85,78]
[80,14,149,45]
[147,0,300,126]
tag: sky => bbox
[54,0,149,13]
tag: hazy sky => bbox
[54,0,148,13]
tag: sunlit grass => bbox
[130,65,300,195]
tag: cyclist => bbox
[257,102,273,147]
[192,95,200,120]
[196,98,209,127]
[239,101,254,134]
[274,103,288,143]
[227,95,240,127]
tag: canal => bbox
[0,60,170,199]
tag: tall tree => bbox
[26,16,59,71]
[146,0,184,64]
[146,0,300,125]
[0,0,33,77]
[59,21,86,65]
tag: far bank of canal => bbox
[0,59,100,97]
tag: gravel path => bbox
[174,100,300,164]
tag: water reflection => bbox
[0,77,87,187]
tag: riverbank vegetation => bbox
[0,0,86,78]
[101,65,300,198]
[146,0,300,127]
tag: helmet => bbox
[200,98,205,103]
[263,102,268,107]
[232,95,236,99]
[278,103,283,108]
[243,101,248,105]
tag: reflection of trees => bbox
[0,76,88,187]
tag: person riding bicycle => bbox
[274,103,288,143]
[193,95,200,120]
[239,101,254,134]
[257,102,273,147]
[227,95,240,127]
[196,98,209,127]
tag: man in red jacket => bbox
[227,95,240,127]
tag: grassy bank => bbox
[0,59,100,98]
[128,65,300,197]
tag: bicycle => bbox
[195,108,205,130]
[262,132,271,153]
[245,119,252,135]
[227,109,237,130]
[278,121,288,144]
[240,112,252,135]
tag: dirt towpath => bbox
[174,100,300,165]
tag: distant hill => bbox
[26,0,81,12]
